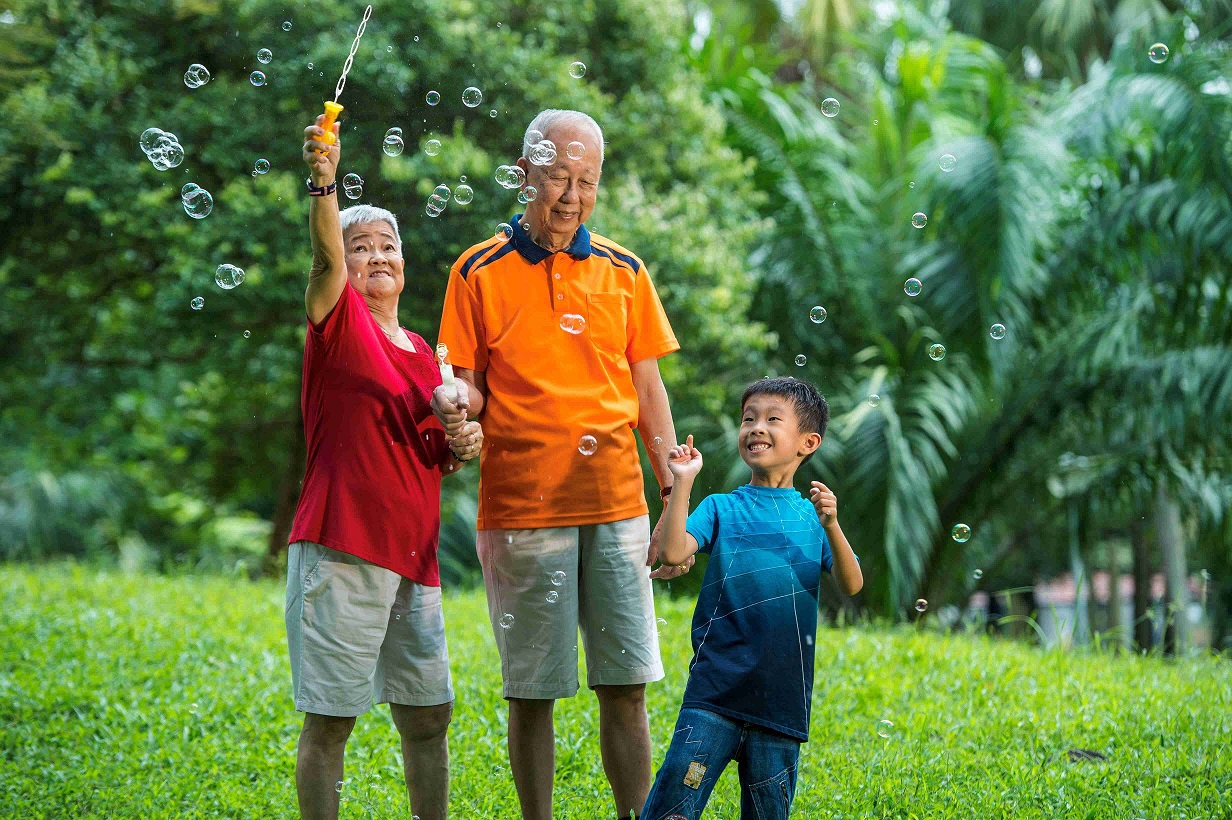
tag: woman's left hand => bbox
[449,420,483,462]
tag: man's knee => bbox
[391,701,453,743]
[300,712,356,749]
[595,683,646,712]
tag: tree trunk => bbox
[1106,538,1123,651]
[1131,518,1152,652]
[1156,483,1188,657]
[1068,498,1090,646]
[265,412,306,573]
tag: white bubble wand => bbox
[314,5,373,154]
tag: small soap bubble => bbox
[460,175,467,183]
[496,222,513,240]
[911,212,928,229]
[214,263,246,290]
[335,780,344,793]
[249,70,266,86]
[518,186,538,204]
[559,314,586,334]
[282,20,292,31]
[499,613,514,629]
[307,62,313,70]
[578,435,599,456]
[928,343,946,361]
[190,296,204,310]
[243,330,251,339]
[904,277,922,297]
[909,181,916,189]
[795,354,807,366]
[462,86,483,107]
[189,702,199,713]
[183,189,213,219]
[453,184,474,205]
[566,141,586,160]
[877,719,894,738]
[546,590,559,604]
[257,48,272,64]
[424,138,442,157]
[342,173,364,200]
[1148,43,1169,64]
[652,437,664,452]
[425,90,440,105]
[973,569,983,580]
[868,394,880,407]
[253,158,270,175]
[382,134,405,156]
[183,64,211,88]
[387,45,393,52]
[526,129,544,145]
[386,126,403,138]
[529,140,558,166]
[951,523,971,543]
[569,61,587,78]
[809,305,827,323]
[433,183,452,201]
[181,182,200,200]
[414,35,420,42]
[914,598,928,613]
[939,154,956,172]
[551,571,566,586]
[140,128,167,154]
[821,97,840,117]
[989,323,1006,340]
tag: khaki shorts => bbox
[477,515,664,699]
[284,541,453,717]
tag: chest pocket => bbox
[586,292,627,356]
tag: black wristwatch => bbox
[306,177,337,197]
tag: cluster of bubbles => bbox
[809,305,827,323]
[951,523,971,543]
[382,127,404,156]
[250,70,267,86]
[462,86,483,107]
[990,323,1006,340]
[566,141,586,161]
[424,138,442,157]
[426,90,440,105]
[569,61,586,79]
[494,165,527,189]
[528,139,558,166]
[215,263,246,290]
[426,183,452,217]
[342,173,364,200]
[1148,43,1169,64]
[795,354,807,366]
[559,314,586,334]
[140,128,184,171]
[253,158,270,175]
[257,48,272,64]
[517,186,538,204]
[183,63,211,89]
[911,212,928,229]
[190,296,205,310]
[821,97,840,117]
[928,343,946,361]
[495,222,514,241]
[578,435,598,456]
[904,277,922,296]
[939,154,956,172]
[181,183,213,218]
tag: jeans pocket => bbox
[748,764,797,820]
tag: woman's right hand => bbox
[303,114,340,185]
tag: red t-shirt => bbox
[288,283,452,584]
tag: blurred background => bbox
[1,0,1229,654]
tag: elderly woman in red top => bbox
[284,114,481,820]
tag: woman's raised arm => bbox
[302,115,347,324]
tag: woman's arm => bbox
[302,116,347,325]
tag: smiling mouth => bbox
[747,442,771,453]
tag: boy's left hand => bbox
[809,481,838,527]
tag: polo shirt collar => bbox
[511,213,592,265]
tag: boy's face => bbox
[739,394,822,471]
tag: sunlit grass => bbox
[2,564,1229,818]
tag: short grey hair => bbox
[339,205,401,249]
[523,109,605,162]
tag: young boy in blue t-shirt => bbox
[641,377,863,820]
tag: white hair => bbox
[339,205,401,249]
[522,109,605,162]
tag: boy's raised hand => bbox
[667,435,702,480]
[809,481,838,527]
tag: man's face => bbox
[738,395,820,469]
[518,122,603,235]
[344,221,404,298]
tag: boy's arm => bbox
[810,481,863,596]
[659,480,700,567]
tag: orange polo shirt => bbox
[438,214,679,530]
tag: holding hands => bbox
[449,420,483,462]
[809,481,838,527]
[431,381,471,438]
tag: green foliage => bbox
[3,565,1231,817]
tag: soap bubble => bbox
[526,129,544,146]
[433,183,452,202]
[385,126,402,138]
[250,71,266,86]
[518,186,538,204]
[153,139,184,169]
[489,109,498,118]
[214,263,246,290]
[140,128,167,154]
[578,435,598,456]
[809,306,827,323]
[951,523,971,543]
[928,343,946,361]
[528,140,557,166]
[1148,43,1169,64]
[425,193,447,217]
[795,354,807,366]
[496,222,513,240]
[868,394,880,407]
[182,189,213,219]
[382,134,405,156]
[243,330,251,339]
[424,139,441,157]
[253,158,270,175]
[904,278,922,296]
[307,62,313,70]
[559,314,586,334]
[566,141,586,160]
[425,90,440,105]
[462,86,483,107]
[973,569,983,580]
[551,571,566,586]
[257,48,272,64]
[569,61,586,78]
[495,165,525,189]
[335,780,344,793]
[342,173,363,200]
[821,97,840,117]
[183,64,211,88]
[282,20,292,31]
[190,296,204,310]
[499,613,514,629]
[990,323,1006,340]
[914,598,928,613]
[546,591,559,604]
[453,184,474,205]
[181,183,201,199]
[911,212,927,229]
[877,719,894,738]
[939,154,956,172]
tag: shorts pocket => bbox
[586,292,627,356]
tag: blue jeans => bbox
[641,708,801,820]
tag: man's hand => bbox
[647,488,695,580]
[431,380,470,437]
[303,114,340,185]
[809,481,838,527]
[449,420,483,462]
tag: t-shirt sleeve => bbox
[685,495,720,555]
[626,264,680,363]
[438,262,488,372]
[306,281,358,349]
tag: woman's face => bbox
[344,221,404,299]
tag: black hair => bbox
[740,377,829,461]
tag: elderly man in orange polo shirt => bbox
[432,109,690,820]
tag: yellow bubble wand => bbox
[317,4,373,153]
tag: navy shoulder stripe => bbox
[458,244,494,280]
[464,241,517,278]
[592,241,641,274]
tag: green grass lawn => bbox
[2,564,1230,819]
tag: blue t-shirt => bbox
[682,484,835,742]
